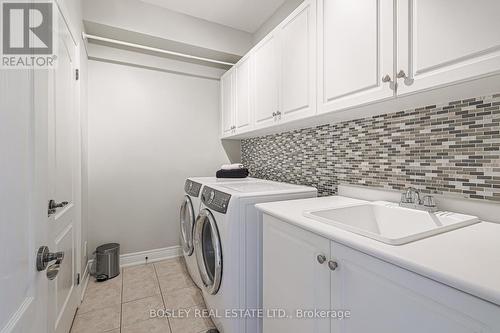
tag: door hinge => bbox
[75,69,79,81]
[76,273,80,285]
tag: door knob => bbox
[37,246,64,271]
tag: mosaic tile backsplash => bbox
[241,93,500,201]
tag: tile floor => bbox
[71,257,216,333]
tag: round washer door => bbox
[194,208,222,295]
[180,195,195,256]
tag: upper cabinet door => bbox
[397,0,500,95]
[318,0,395,114]
[253,34,279,128]
[234,57,252,133]
[221,70,234,137]
[278,0,317,122]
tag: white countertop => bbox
[256,196,500,306]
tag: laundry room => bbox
[1,0,500,333]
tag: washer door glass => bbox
[194,209,222,295]
[180,195,195,256]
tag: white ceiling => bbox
[139,0,287,33]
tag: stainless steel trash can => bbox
[95,243,120,281]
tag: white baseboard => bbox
[119,245,182,267]
[80,261,91,301]
[81,245,182,300]
[86,245,182,271]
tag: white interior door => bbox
[253,34,279,128]
[46,5,80,333]
[397,0,500,95]
[317,0,395,113]
[2,2,80,333]
[0,67,48,333]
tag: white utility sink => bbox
[303,201,480,245]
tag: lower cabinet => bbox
[263,214,331,333]
[263,214,500,333]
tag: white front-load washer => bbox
[193,181,317,333]
[180,177,259,289]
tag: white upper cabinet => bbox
[220,0,500,138]
[318,0,395,114]
[278,0,317,122]
[234,56,253,133]
[221,70,235,137]
[396,0,500,95]
[253,34,279,129]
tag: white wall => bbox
[87,49,233,255]
[83,0,253,56]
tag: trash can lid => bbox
[96,243,120,253]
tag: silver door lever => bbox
[37,246,64,271]
[48,199,69,216]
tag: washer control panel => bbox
[184,180,202,197]
[201,186,231,214]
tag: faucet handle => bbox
[422,195,436,208]
[405,187,420,204]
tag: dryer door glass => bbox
[194,209,222,295]
[180,195,195,255]
[202,221,216,281]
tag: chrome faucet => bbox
[400,187,437,212]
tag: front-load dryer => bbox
[193,181,317,333]
[180,177,258,289]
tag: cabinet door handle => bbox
[396,70,414,86]
[328,260,338,271]
[273,111,281,121]
[317,254,326,264]
[382,74,397,91]
[381,74,391,83]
